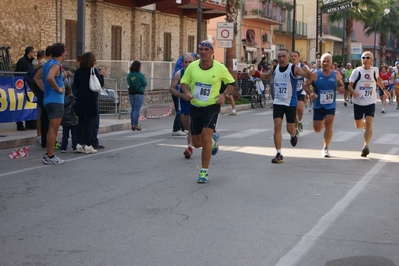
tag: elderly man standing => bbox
[348,51,389,157]
[180,41,235,183]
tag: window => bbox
[111,26,122,60]
[276,44,285,51]
[164,32,172,61]
[65,20,77,60]
[188,35,195,53]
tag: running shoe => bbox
[349,99,352,104]
[344,101,347,107]
[42,154,65,165]
[322,148,330,158]
[211,132,219,156]
[228,112,237,116]
[271,153,283,163]
[184,146,193,159]
[197,169,209,183]
[290,134,298,147]
[298,122,303,132]
[361,146,370,157]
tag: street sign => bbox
[350,42,362,60]
[325,1,352,13]
[218,41,232,48]
[217,22,234,41]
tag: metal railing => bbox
[243,0,287,23]
[64,60,175,92]
[322,25,356,41]
[276,20,307,36]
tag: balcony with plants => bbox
[242,0,292,25]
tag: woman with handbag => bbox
[127,60,147,131]
[73,52,104,153]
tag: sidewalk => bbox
[0,103,253,149]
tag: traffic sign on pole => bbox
[218,41,232,48]
[217,22,234,41]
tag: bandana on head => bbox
[198,41,214,50]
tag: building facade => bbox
[0,0,225,64]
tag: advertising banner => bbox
[0,76,38,123]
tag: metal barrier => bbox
[237,72,255,98]
[64,60,176,92]
[100,78,119,117]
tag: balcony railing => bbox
[203,0,226,6]
[276,20,307,37]
[322,25,356,41]
[243,0,286,24]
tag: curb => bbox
[1,103,258,149]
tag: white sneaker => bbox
[172,130,187,136]
[36,136,41,146]
[322,148,330,158]
[76,144,84,153]
[84,145,97,154]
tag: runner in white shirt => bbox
[348,51,388,157]
[392,61,399,109]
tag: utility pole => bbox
[291,0,296,52]
[197,1,202,54]
[77,0,86,57]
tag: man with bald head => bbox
[249,49,312,164]
[169,53,195,159]
[304,53,345,157]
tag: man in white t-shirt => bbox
[392,61,399,109]
[348,51,388,157]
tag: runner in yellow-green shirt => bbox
[180,40,235,183]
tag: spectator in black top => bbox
[15,46,36,131]
[258,56,268,72]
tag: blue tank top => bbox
[176,68,185,92]
[312,70,338,109]
[43,59,65,105]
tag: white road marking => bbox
[332,131,360,142]
[223,129,270,138]
[374,133,399,145]
[0,139,164,178]
[276,147,398,266]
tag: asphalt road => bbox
[1,99,399,266]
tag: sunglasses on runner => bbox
[362,56,371,59]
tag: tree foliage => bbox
[361,0,399,65]
[327,0,380,63]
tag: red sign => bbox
[386,51,392,58]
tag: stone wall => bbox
[0,0,202,64]
[118,90,172,111]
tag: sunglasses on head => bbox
[362,56,371,59]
